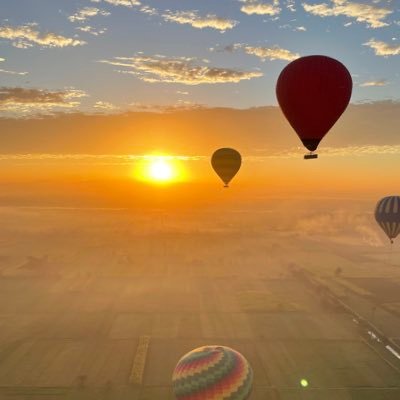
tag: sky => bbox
[0,0,399,114]
[0,0,400,207]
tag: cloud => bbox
[363,39,400,56]
[359,79,388,87]
[240,0,281,16]
[130,101,206,113]
[0,57,28,75]
[0,69,28,76]
[210,43,241,53]
[0,24,86,48]
[99,54,263,85]
[302,0,393,28]
[218,43,300,61]
[0,153,205,162]
[0,87,87,115]
[261,143,400,159]
[69,7,110,22]
[93,0,141,7]
[76,26,107,36]
[241,45,300,61]
[162,11,238,32]
[93,101,117,110]
[286,0,296,12]
[0,102,398,153]
[140,5,158,15]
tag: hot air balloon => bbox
[211,148,241,187]
[172,345,253,400]
[276,55,352,159]
[375,196,400,244]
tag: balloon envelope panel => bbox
[375,196,400,241]
[211,148,242,186]
[172,345,253,400]
[276,55,352,152]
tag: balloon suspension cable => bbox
[388,239,394,265]
[304,152,318,160]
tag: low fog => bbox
[1,198,400,399]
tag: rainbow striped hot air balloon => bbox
[172,345,253,400]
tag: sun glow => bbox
[134,155,186,184]
[149,159,173,181]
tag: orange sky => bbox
[0,102,399,208]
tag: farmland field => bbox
[0,205,400,399]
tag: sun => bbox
[134,155,185,184]
[149,159,173,182]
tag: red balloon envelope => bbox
[276,55,352,156]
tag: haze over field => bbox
[1,203,400,399]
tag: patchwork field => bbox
[0,206,399,399]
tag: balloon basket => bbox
[304,153,318,160]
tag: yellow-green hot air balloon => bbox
[375,196,400,244]
[172,345,253,400]
[211,148,242,188]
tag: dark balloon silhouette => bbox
[276,55,352,159]
[172,345,253,400]
[211,148,242,187]
[375,196,400,244]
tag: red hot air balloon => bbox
[276,55,352,159]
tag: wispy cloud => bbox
[318,144,400,157]
[0,87,87,115]
[130,101,206,113]
[0,153,205,162]
[241,44,300,61]
[286,0,296,12]
[93,101,117,110]
[240,0,281,16]
[256,144,400,159]
[140,5,158,15]
[0,24,86,48]
[92,0,141,7]
[0,69,28,76]
[217,43,300,61]
[68,7,110,23]
[363,39,400,56]
[0,57,28,75]
[359,79,388,87]
[99,54,263,85]
[76,26,107,36]
[162,11,238,32]
[3,145,397,163]
[302,0,393,29]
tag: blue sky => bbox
[0,0,399,115]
